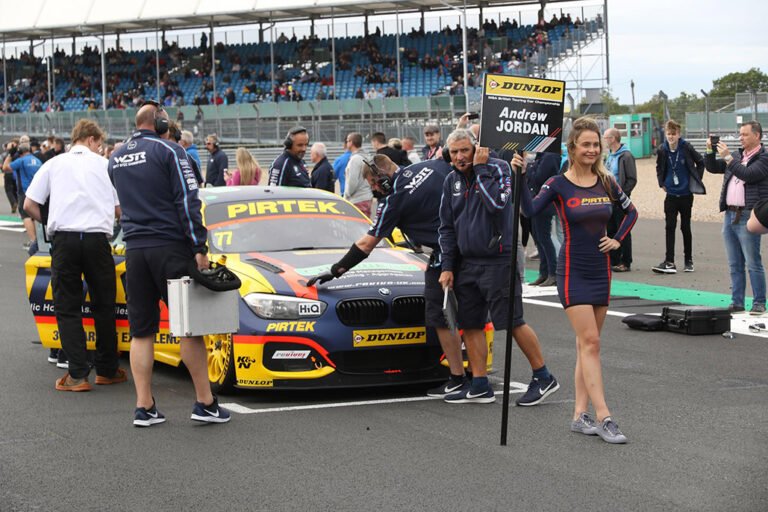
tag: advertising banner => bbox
[479,74,566,155]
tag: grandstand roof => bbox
[0,0,574,43]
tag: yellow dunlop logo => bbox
[485,74,565,101]
[352,327,427,347]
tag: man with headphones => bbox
[268,126,311,188]
[306,154,471,398]
[437,129,559,405]
[204,134,228,187]
[109,101,231,427]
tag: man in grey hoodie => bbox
[603,128,637,272]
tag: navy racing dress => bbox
[521,174,638,308]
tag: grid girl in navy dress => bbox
[512,116,638,444]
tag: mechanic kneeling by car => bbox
[108,101,231,427]
[24,119,126,392]
[306,154,471,398]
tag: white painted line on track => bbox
[222,382,529,415]
[523,297,631,318]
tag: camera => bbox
[710,135,720,149]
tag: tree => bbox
[710,68,768,97]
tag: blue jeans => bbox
[723,210,766,306]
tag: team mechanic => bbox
[305,154,470,397]
[438,129,559,405]
[268,126,311,187]
[109,102,230,427]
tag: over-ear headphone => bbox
[143,100,169,135]
[442,143,475,168]
[208,134,220,149]
[364,158,393,195]
[284,126,308,150]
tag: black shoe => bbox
[729,304,745,313]
[47,348,59,364]
[684,261,694,272]
[427,377,468,397]
[611,264,630,272]
[540,276,557,287]
[56,349,69,369]
[516,375,560,406]
[652,261,676,274]
[529,275,547,286]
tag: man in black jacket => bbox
[309,142,335,192]
[525,152,560,286]
[371,132,410,167]
[204,134,228,187]
[705,121,768,314]
[653,120,705,274]
[604,128,638,272]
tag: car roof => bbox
[199,186,339,205]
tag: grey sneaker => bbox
[597,416,628,444]
[570,412,599,435]
[684,261,694,272]
[652,261,677,274]
[750,303,766,315]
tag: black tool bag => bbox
[622,314,666,331]
[661,306,731,335]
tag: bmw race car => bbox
[25,186,492,392]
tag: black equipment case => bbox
[661,306,731,335]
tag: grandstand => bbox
[0,0,608,143]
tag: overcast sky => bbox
[607,0,768,103]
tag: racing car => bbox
[25,186,492,392]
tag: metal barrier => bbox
[0,95,469,144]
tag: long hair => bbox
[566,116,614,199]
[235,147,261,185]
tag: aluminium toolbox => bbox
[167,277,240,337]
[661,306,731,335]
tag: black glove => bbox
[306,269,337,287]
[306,244,369,287]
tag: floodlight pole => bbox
[396,7,401,97]
[700,89,710,138]
[50,32,56,107]
[331,7,336,100]
[155,24,161,103]
[2,37,6,114]
[211,22,217,110]
[438,0,469,111]
[270,20,275,103]
[46,56,52,112]
[100,31,107,111]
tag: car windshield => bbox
[204,196,377,252]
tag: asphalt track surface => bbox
[1,215,767,512]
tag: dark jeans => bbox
[531,206,557,277]
[664,194,694,263]
[608,198,633,267]
[3,172,17,210]
[51,231,118,380]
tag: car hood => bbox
[232,248,428,299]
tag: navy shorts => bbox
[424,265,448,329]
[454,261,524,330]
[125,242,193,338]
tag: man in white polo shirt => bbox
[24,119,125,392]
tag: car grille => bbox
[336,299,388,326]
[331,346,443,374]
[392,296,425,325]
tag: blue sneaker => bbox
[427,377,468,397]
[133,401,166,427]
[444,382,495,404]
[191,396,231,423]
[516,375,560,406]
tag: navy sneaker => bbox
[516,375,560,406]
[444,382,495,404]
[133,401,166,427]
[427,377,468,398]
[191,396,231,423]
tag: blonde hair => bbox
[235,147,261,185]
[567,116,614,199]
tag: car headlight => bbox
[243,293,327,319]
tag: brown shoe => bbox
[95,367,128,385]
[55,373,92,392]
